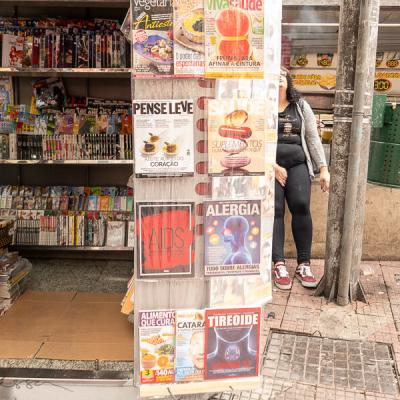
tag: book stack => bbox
[0,252,32,316]
[0,186,135,248]
[0,17,129,69]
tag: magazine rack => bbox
[131,0,282,397]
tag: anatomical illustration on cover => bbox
[204,199,261,276]
[204,307,261,380]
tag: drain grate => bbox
[264,331,399,396]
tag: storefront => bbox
[281,5,400,260]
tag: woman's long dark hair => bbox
[282,67,301,104]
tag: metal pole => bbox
[336,0,380,305]
[316,0,359,300]
[350,1,380,301]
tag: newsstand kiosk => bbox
[130,0,282,396]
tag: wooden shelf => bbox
[10,245,133,251]
[0,160,132,165]
[0,68,131,78]
[0,0,129,8]
[139,376,262,398]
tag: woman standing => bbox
[273,68,330,290]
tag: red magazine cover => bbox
[204,307,261,380]
[136,201,195,278]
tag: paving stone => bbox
[281,306,320,334]
[381,267,400,304]
[335,360,348,369]
[356,301,393,318]
[307,356,320,366]
[271,288,291,306]
[349,362,363,371]
[263,332,400,397]
[288,293,323,309]
[334,352,348,361]
[264,304,286,331]
[221,260,400,400]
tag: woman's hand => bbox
[320,166,330,192]
[274,164,288,187]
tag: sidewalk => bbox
[256,259,400,399]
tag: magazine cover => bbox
[132,0,174,76]
[127,221,135,247]
[2,34,24,68]
[136,202,195,278]
[204,307,261,380]
[105,220,126,247]
[204,0,264,78]
[208,99,266,176]
[0,77,14,112]
[121,8,132,43]
[133,100,194,177]
[204,200,261,276]
[175,309,205,382]
[139,310,176,384]
[173,0,205,76]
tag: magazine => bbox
[208,99,266,176]
[133,100,194,177]
[175,309,205,382]
[0,77,14,112]
[136,202,195,278]
[204,307,261,380]
[173,0,205,76]
[127,221,135,247]
[204,0,264,78]
[131,0,174,77]
[121,8,132,43]
[105,220,126,247]
[204,200,261,276]
[2,34,24,68]
[139,310,176,384]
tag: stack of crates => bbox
[368,95,400,188]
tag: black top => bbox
[276,103,306,169]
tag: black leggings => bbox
[272,162,312,264]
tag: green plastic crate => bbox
[368,141,400,187]
[371,103,400,144]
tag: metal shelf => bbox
[0,68,130,78]
[0,160,132,165]
[10,245,133,251]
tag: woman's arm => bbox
[301,100,328,170]
[302,100,330,191]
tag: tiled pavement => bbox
[216,260,400,400]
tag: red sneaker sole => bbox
[274,280,292,290]
[295,274,317,288]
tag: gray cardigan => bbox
[294,99,328,178]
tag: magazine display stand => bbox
[131,0,282,397]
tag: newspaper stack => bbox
[0,252,32,316]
